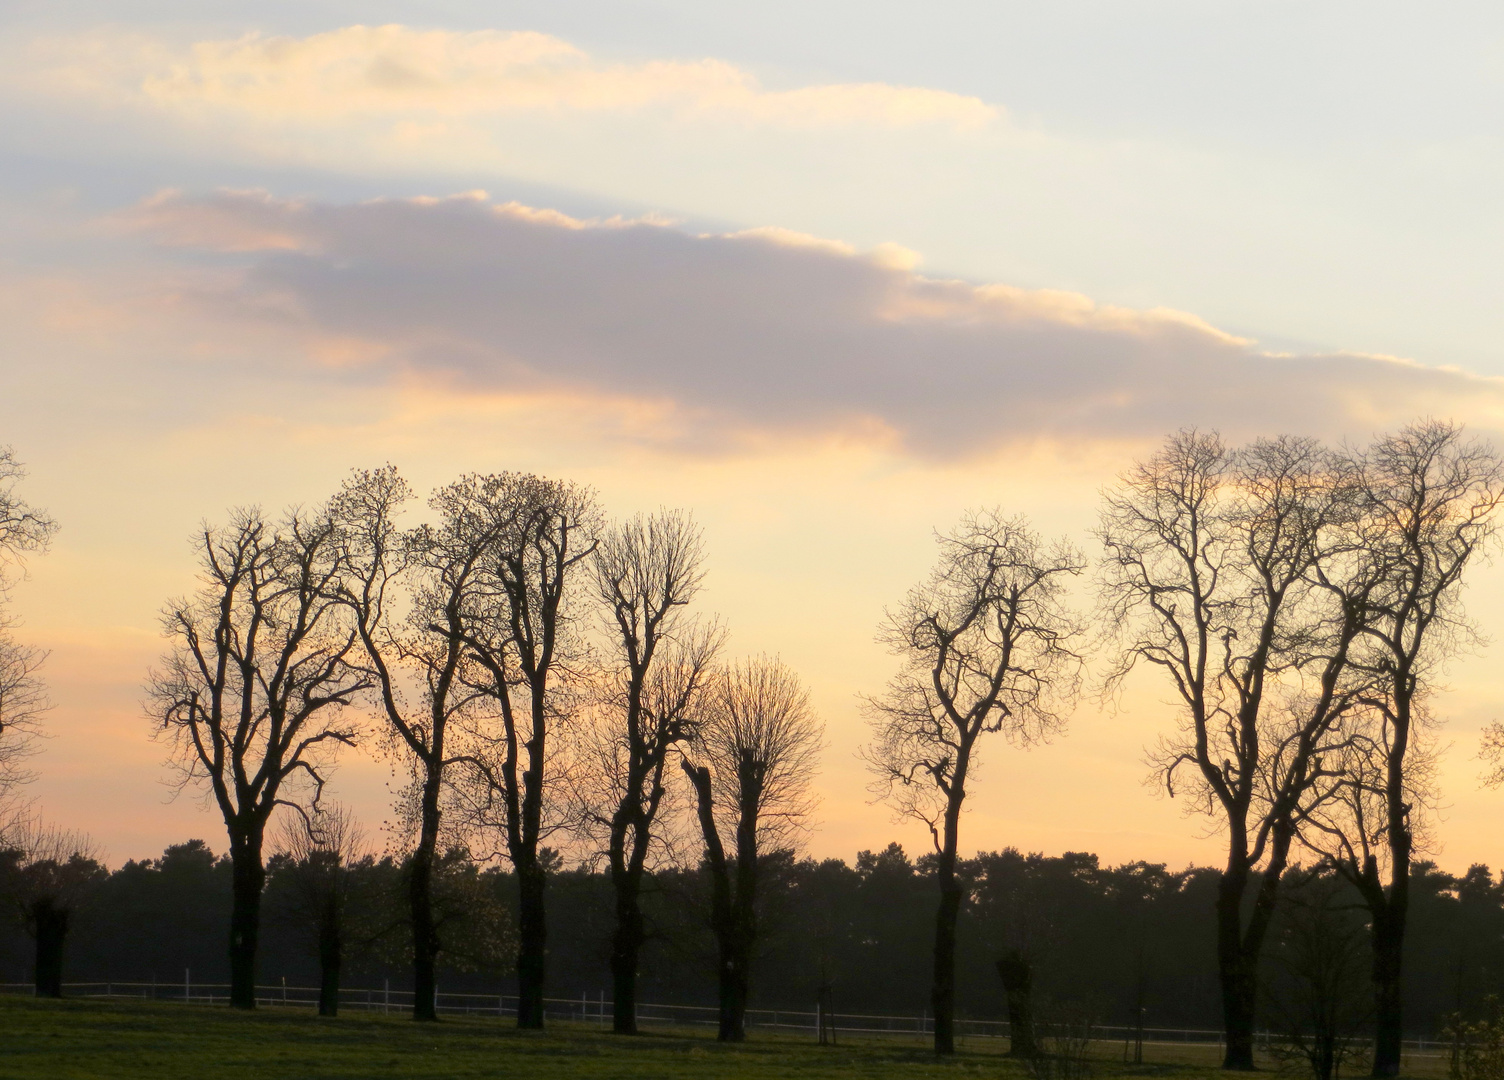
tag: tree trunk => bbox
[682,760,741,1043]
[997,949,1037,1058]
[1370,891,1406,1077]
[31,899,67,999]
[1217,861,1256,1070]
[408,843,438,1021]
[228,836,265,1010]
[930,782,965,1058]
[724,760,761,1045]
[609,866,643,1035]
[931,877,962,1055]
[720,925,749,1043]
[704,850,742,1041]
[1370,677,1414,1080]
[317,918,341,1017]
[1317,1033,1337,1080]
[1220,824,1294,1071]
[516,857,547,1029]
[409,770,441,1022]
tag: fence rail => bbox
[0,982,1455,1053]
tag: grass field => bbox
[0,996,1449,1080]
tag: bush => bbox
[1026,1003,1095,1080]
[1446,997,1504,1080]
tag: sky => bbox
[4,1,1504,872]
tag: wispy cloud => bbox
[37,25,997,132]
[122,189,1504,455]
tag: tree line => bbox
[7,838,1504,1046]
[0,419,1501,1079]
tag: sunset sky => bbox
[5,1,1504,872]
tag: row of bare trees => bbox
[6,416,1490,1073]
[862,420,1504,1074]
[146,467,823,1038]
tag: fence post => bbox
[184,969,190,1004]
[384,978,389,1014]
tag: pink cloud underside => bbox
[125,189,1504,455]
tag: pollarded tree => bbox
[0,449,58,804]
[681,656,821,1042]
[271,804,369,1017]
[586,510,721,1034]
[148,505,367,1009]
[863,511,1083,1056]
[0,815,103,998]
[1098,432,1379,1070]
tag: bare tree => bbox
[1098,432,1385,1069]
[1302,421,1504,1077]
[271,804,369,1016]
[583,510,721,1034]
[329,467,498,1021]
[147,505,366,1009]
[864,509,1083,1056]
[1265,869,1373,1080]
[681,655,821,1042]
[436,473,599,1030]
[0,815,103,998]
[0,450,58,805]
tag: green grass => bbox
[0,996,1444,1080]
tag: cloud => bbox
[43,25,996,132]
[124,189,1504,455]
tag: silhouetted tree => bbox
[1098,433,1378,1069]
[331,466,508,1021]
[270,805,368,1016]
[585,510,720,1033]
[439,473,599,1029]
[1303,421,1504,1076]
[0,817,102,997]
[997,948,1039,1057]
[1265,869,1371,1080]
[148,505,365,1009]
[682,656,821,1041]
[865,510,1083,1055]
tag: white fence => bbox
[0,981,1458,1054]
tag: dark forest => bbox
[6,838,1502,1040]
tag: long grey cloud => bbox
[130,189,1504,455]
